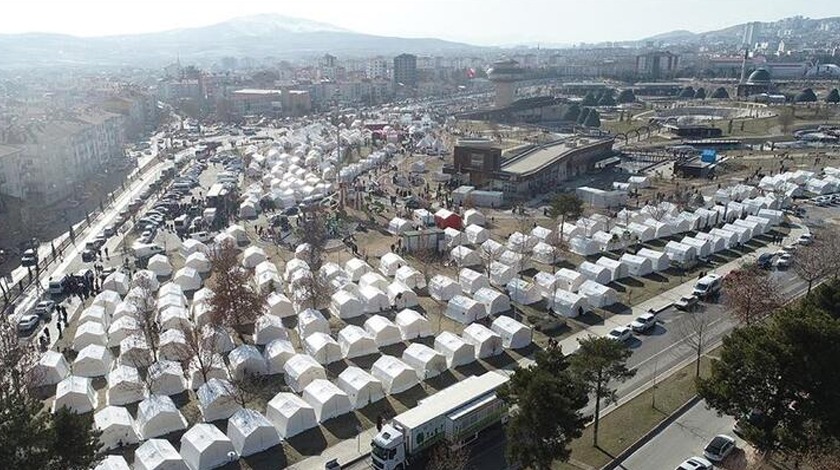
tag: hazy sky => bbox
[3,0,837,45]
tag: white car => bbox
[630,313,657,333]
[797,233,813,246]
[775,253,793,269]
[191,231,212,243]
[676,457,713,470]
[606,326,632,343]
[703,434,736,462]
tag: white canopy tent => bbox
[359,272,389,291]
[173,267,202,292]
[185,252,211,274]
[709,228,739,249]
[531,242,556,265]
[134,439,187,470]
[264,339,296,375]
[506,278,541,305]
[253,314,289,346]
[266,392,318,439]
[53,376,98,414]
[73,321,107,351]
[337,366,385,409]
[296,308,330,338]
[107,365,147,406]
[489,261,516,287]
[181,239,208,258]
[396,308,433,340]
[578,261,612,285]
[197,378,241,422]
[459,268,490,295]
[491,316,532,349]
[303,379,353,423]
[694,232,727,253]
[35,350,70,386]
[664,241,697,266]
[148,360,187,396]
[379,253,406,277]
[226,224,249,245]
[451,246,481,267]
[445,295,483,324]
[463,209,486,227]
[159,329,190,362]
[229,345,268,380]
[283,354,327,393]
[434,332,476,368]
[569,236,601,256]
[135,394,189,439]
[95,406,141,450]
[578,280,619,308]
[108,316,140,348]
[103,272,130,296]
[179,423,235,470]
[118,334,152,368]
[555,268,585,293]
[402,343,447,380]
[620,253,654,277]
[473,287,510,317]
[394,265,426,290]
[462,323,504,358]
[388,217,412,235]
[552,290,590,318]
[681,236,712,259]
[266,292,295,318]
[371,355,419,394]
[79,305,109,329]
[596,257,629,282]
[387,281,419,310]
[428,275,461,302]
[330,290,364,319]
[95,456,132,470]
[364,315,403,347]
[304,332,343,365]
[359,285,390,313]
[464,224,490,245]
[226,409,281,457]
[73,344,114,378]
[338,325,379,359]
[636,248,670,272]
[344,258,372,282]
[148,255,173,278]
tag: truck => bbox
[371,371,509,470]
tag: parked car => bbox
[630,313,657,333]
[703,434,736,462]
[675,457,713,470]
[20,249,37,267]
[675,294,700,311]
[757,253,775,270]
[34,300,55,321]
[17,314,40,337]
[797,233,814,246]
[775,253,793,269]
[191,231,212,243]
[103,225,116,237]
[606,326,632,343]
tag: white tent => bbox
[338,325,378,359]
[636,248,670,272]
[359,272,389,291]
[179,423,235,470]
[294,243,312,261]
[507,232,536,253]
[444,227,464,248]
[119,334,152,368]
[459,268,490,295]
[344,258,372,282]
[681,236,712,259]
[266,392,318,439]
[148,255,173,278]
[95,456,132,470]
[481,238,505,258]
[388,217,412,235]
[296,308,330,338]
[79,304,109,329]
[226,224,249,245]
[148,360,187,396]
[239,200,258,219]
[283,259,309,282]
[337,366,385,409]
[187,355,229,391]
[643,219,673,239]
[303,379,353,423]
[201,325,235,354]
[181,239,208,258]
[498,251,525,272]
[283,354,327,393]
[531,226,557,244]
[394,265,426,290]
[159,329,190,362]
[359,285,390,313]
[462,323,504,359]
[402,343,447,379]
[620,253,654,277]
[489,261,516,287]
[434,332,475,368]
[627,222,655,242]
[266,292,295,318]
[721,223,751,245]
[185,252,212,274]
[136,394,189,439]
[95,291,123,312]
[242,246,267,269]
[445,295,484,324]
[107,365,147,406]
[596,257,629,282]
[134,439,188,470]
[568,236,601,256]
[227,409,281,457]
[491,316,532,349]
[253,314,289,346]
[664,241,697,266]
[35,350,70,386]
[73,321,107,351]
[159,305,190,331]
[112,300,139,323]
[578,261,612,285]
[387,281,419,310]
[364,315,403,347]
[695,232,727,253]
[464,224,490,245]
[174,267,202,292]
[709,228,738,248]
[229,345,268,380]
[73,344,113,378]
[533,271,557,300]
[473,287,510,318]
[107,316,139,348]
[531,242,556,265]
[94,406,139,450]
[506,278,542,305]
[379,253,406,277]
[428,274,460,301]
[463,209,486,227]
[413,208,435,226]
[197,378,242,422]
[578,280,619,308]
[304,332,343,365]
[554,268,585,293]
[103,271,130,296]
[214,232,237,248]
[552,290,590,318]
[53,376,98,414]
[371,355,419,394]
[451,246,481,267]
[264,339,296,375]
[396,308,433,340]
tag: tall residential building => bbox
[366,58,389,80]
[635,51,679,79]
[393,53,418,88]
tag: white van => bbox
[132,243,164,260]
[693,273,722,300]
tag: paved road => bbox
[617,400,745,470]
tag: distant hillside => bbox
[0,14,482,69]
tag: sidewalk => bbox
[300,220,808,469]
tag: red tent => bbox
[434,209,462,230]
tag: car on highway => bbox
[675,456,713,470]
[703,434,736,462]
[33,300,56,321]
[775,253,793,269]
[606,326,632,343]
[20,249,37,267]
[630,313,657,333]
[797,233,813,245]
[81,249,97,263]
[17,314,40,337]
[674,294,700,311]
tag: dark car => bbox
[757,252,774,269]
[20,249,37,267]
[81,249,97,263]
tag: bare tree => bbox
[180,322,222,389]
[679,309,714,378]
[0,318,40,390]
[209,240,267,340]
[794,239,834,295]
[479,241,502,278]
[127,275,161,363]
[723,264,784,325]
[412,248,444,288]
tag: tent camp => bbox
[119,334,152,368]
[303,379,353,423]
[627,222,655,242]
[102,272,130,296]
[266,292,294,318]
[709,228,739,248]
[680,236,712,259]
[379,253,406,277]
[73,321,107,351]
[53,376,98,414]
[620,253,654,277]
[578,261,612,285]
[338,325,378,359]
[359,285,390,313]
[364,315,403,347]
[296,308,330,338]
[462,323,503,359]
[568,236,601,256]
[428,275,460,301]
[136,394,188,439]
[304,332,343,365]
[148,255,173,278]
[507,278,541,305]
[266,392,318,439]
[370,355,419,394]
[345,258,372,282]
[159,305,190,331]
[552,289,590,318]
[531,242,555,265]
[181,239,208,258]
[159,329,190,362]
[96,456,131,470]
[330,290,364,319]
[73,344,114,378]
[445,295,484,324]
[229,345,267,380]
[283,354,327,393]
[463,209,486,227]
[197,379,241,422]
[148,360,187,396]
[396,309,433,340]
[264,339,296,375]
[134,439,187,470]
[394,265,425,290]
[226,409,281,457]
[636,248,670,272]
[664,241,697,266]
[489,261,515,287]
[596,257,629,282]
[434,332,475,368]
[94,406,139,450]
[451,246,481,267]
[179,423,235,470]
[107,365,147,406]
[402,343,447,380]
[555,268,585,292]
[459,268,490,295]
[253,314,289,346]
[388,217,412,235]
[108,316,140,348]
[464,224,490,245]
[241,247,267,269]
[722,223,751,245]
[491,316,532,349]
[387,281,419,310]
[578,280,619,308]
[359,272,389,292]
[473,287,510,317]
[36,350,70,386]
[185,252,211,274]
[337,366,385,409]
[694,232,727,253]
[173,267,202,292]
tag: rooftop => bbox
[502,136,612,176]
